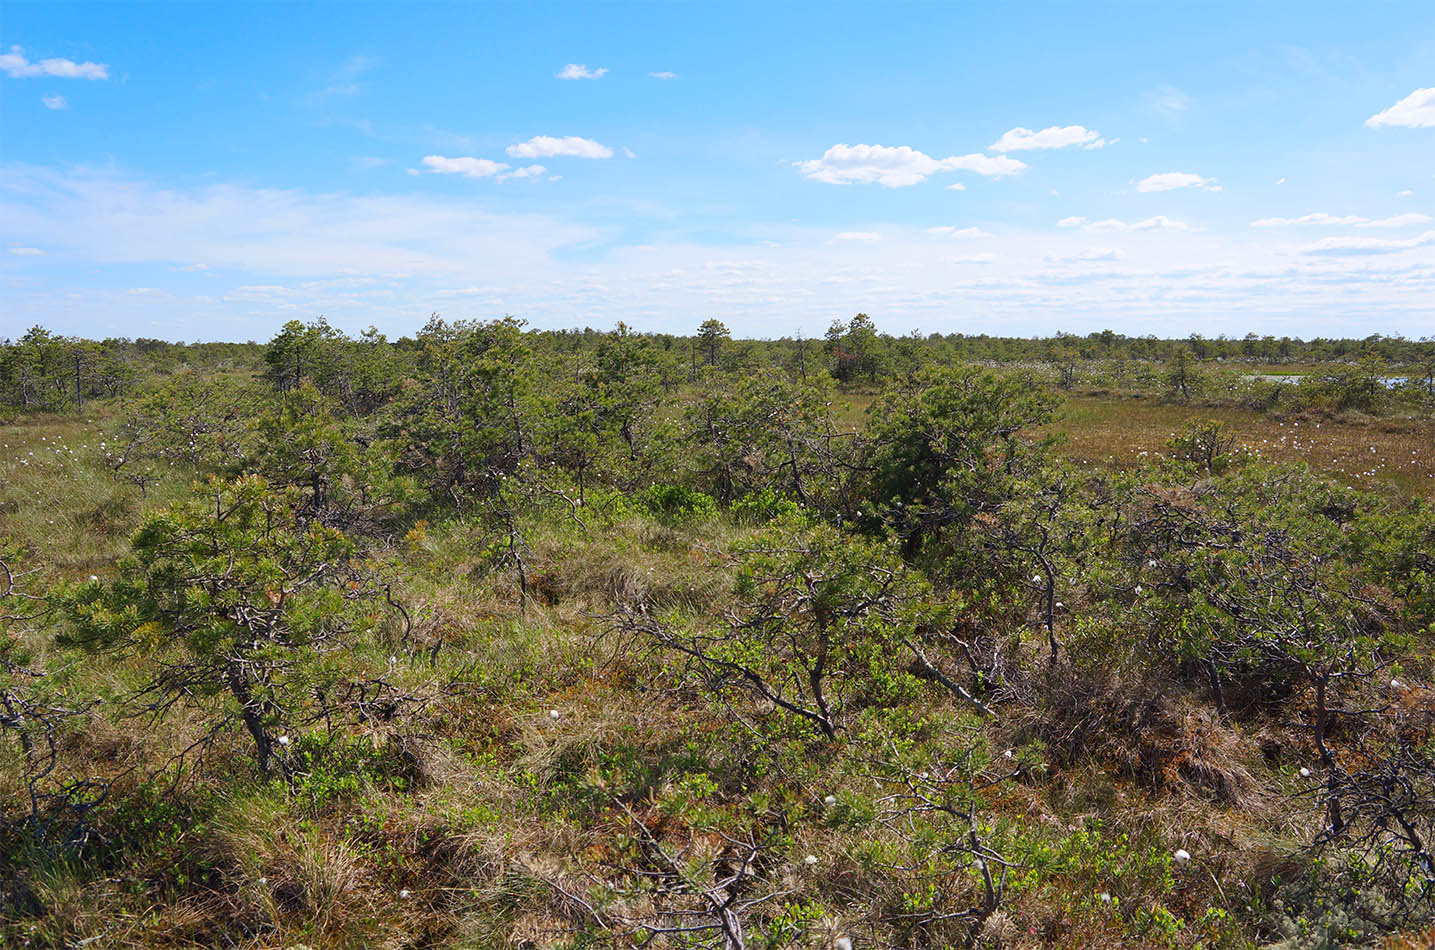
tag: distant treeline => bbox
[4,316,1434,414]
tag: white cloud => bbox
[1397,189,1414,197]
[1251,213,1367,227]
[1137,172,1219,192]
[307,55,377,104]
[1057,216,1086,229]
[1047,247,1123,263]
[833,232,880,241]
[8,247,45,256]
[1082,216,1190,233]
[945,183,966,191]
[946,153,1027,177]
[497,164,546,182]
[648,71,677,79]
[11,165,1435,342]
[1366,88,1435,129]
[795,144,1025,187]
[1360,213,1431,228]
[0,46,108,79]
[926,226,991,238]
[1303,231,1435,256]
[990,125,1108,152]
[557,63,607,80]
[422,155,509,179]
[506,135,613,159]
[41,94,68,110]
[1146,85,1191,114]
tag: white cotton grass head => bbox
[1299,767,1311,778]
[803,854,819,866]
[276,735,290,746]
[834,938,854,950]
[823,794,837,806]
[1173,848,1191,864]
[399,888,411,898]
[1099,891,1112,903]
[549,709,561,720]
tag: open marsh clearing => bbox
[1050,395,1435,499]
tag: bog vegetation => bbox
[1,317,1433,949]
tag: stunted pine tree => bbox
[68,476,390,778]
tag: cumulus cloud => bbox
[1082,216,1190,233]
[41,95,67,110]
[1057,216,1086,229]
[926,226,991,238]
[557,63,607,80]
[945,182,966,191]
[990,125,1108,152]
[1303,231,1435,256]
[648,71,677,79]
[506,135,613,159]
[0,46,108,79]
[1137,172,1219,192]
[1366,88,1435,128]
[795,144,1025,187]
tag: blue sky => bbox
[2,1,1433,341]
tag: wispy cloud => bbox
[422,155,509,179]
[0,46,108,79]
[832,231,881,241]
[648,71,677,80]
[1047,247,1122,263]
[1303,231,1435,256]
[557,63,607,80]
[421,155,548,182]
[926,226,991,238]
[8,247,46,256]
[1079,216,1190,233]
[1145,85,1191,115]
[990,125,1108,152]
[1252,212,1367,227]
[498,164,546,182]
[796,144,1025,187]
[1137,171,1219,192]
[41,95,68,110]
[306,55,377,105]
[1366,87,1435,128]
[1252,212,1432,228]
[506,135,613,159]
